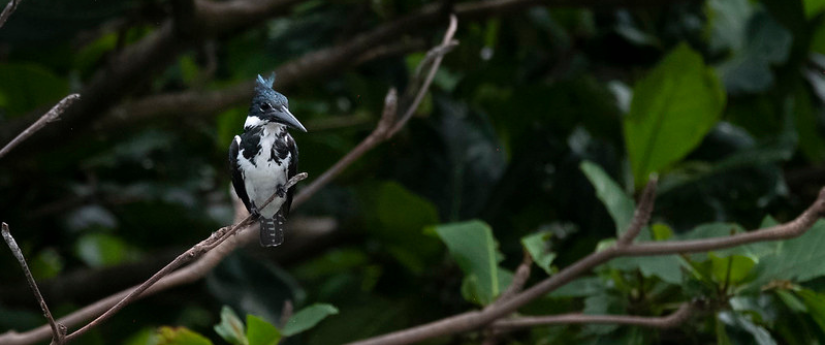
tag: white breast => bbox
[237,125,291,218]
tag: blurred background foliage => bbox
[3,0,825,344]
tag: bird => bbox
[229,73,307,247]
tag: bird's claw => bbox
[250,206,261,218]
[276,185,287,198]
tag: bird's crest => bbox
[256,73,276,89]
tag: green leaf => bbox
[775,290,807,313]
[792,86,825,163]
[805,0,825,18]
[718,311,777,345]
[580,161,635,236]
[550,277,605,298]
[521,231,557,275]
[435,220,505,305]
[361,182,441,274]
[73,233,134,268]
[156,327,213,345]
[710,254,755,285]
[624,43,725,187]
[797,289,825,331]
[214,306,248,345]
[246,315,281,345]
[282,304,339,336]
[716,315,732,345]
[751,220,825,288]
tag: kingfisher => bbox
[229,73,307,247]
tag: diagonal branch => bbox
[60,173,307,343]
[1,223,66,345]
[0,94,80,160]
[0,0,21,29]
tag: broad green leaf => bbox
[583,294,624,335]
[797,289,825,331]
[792,86,825,163]
[550,277,605,298]
[435,220,504,305]
[580,161,635,235]
[214,306,247,345]
[718,311,777,345]
[624,43,725,187]
[156,327,213,345]
[710,254,755,285]
[751,220,825,288]
[775,290,806,313]
[362,182,441,274]
[282,304,339,336]
[521,231,556,275]
[246,315,281,345]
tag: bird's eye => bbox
[260,103,271,111]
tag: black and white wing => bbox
[229,135,252,214]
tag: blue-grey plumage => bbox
[229,73,305,247]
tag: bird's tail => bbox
[259,212,287,247]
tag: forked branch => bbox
[344,181,825,345]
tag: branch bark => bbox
[1,223,65,345]
[0,94,80,160]
[492,301,698,331]
[0,0,21,29]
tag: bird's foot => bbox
[250,206,261,218]
[276,185,287,198]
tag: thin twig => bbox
[492,250,533,305]
[0,94,80,159]
[492,301,697,331]
[0,0,21,29]
[388,14,458,137]
[1,223,65,344]
[618,175,658,246]
[292,88,397,206]
[62,173,307,342]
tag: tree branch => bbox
[1,223,65,345]
[0,94,80,160]
[0,0,21,29]
[492,301,698,331]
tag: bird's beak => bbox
[273,107,307,132]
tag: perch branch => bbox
[61,173,307,342]
[1,223,65,344]
[0,94,80,159]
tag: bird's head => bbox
[245,73,307,132]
